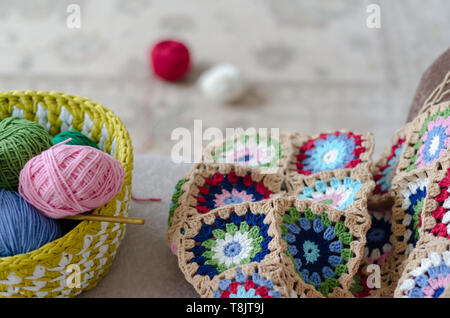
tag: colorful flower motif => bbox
[213,134,282,168]
[296,132,365,175]
[168,178,187,226]
[298,177,362,211]
[400,178,428,253]
[195,172,272,214]
[213,268,281,298]
[213,188,254,208]
[408,110,450,172]
[190,211,272,279]
[415,116,450,168]
[399,252,450,298]
[429,168,450,239]
[281,207,353,296]
[373,138,405,195]
[365,208,393,266]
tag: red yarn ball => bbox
[150,40,190,81]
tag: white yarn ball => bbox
[198,63,246,103]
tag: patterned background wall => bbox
[0,0,449,157]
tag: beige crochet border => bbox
[203,131,293,175]
[285,168,374,219]
[202,262,294,298]
[420,70,450,116]
[176,200,283,294]
[394,236,450,298]
[286,130,374,185]
[379,166,433,296]
[396,101,450,177]
[167,163,286,249]
[270,196,370,298]
[167,163,202,248]
[369,126,409,206]
[418,153,450,242]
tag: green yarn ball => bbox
[52,130,99,149]
[0,117,53,190]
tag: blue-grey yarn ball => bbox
[0,190,61,257]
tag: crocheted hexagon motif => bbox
[409,114,450,172]
[295,131,366,175]
[426,168,450,239]
[281,207,355,296]
[298,177,362,211]
[398,103,450,174]
[213,267,281,298]
[350,267,374,298]
[181,206,277,282]
[399,251,450,298]
[194,172,272,214]
[212,134,282,169]
[373,137,405,196]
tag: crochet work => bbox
[168,178,187,226]
[373,138,405,196]
[172,126,450,298]
[281,207,354,296]
[169,130,374,298]
[213,268,281,298]
[194,172,272,214]
[387,102,450,296]
[399,252,450,298]
[189,210,272,278]
[408,112,450,171]
[395,239,450,298]
[203,132,291,175]
[425,167,450,239]
[351,206,393,297]
[212,134,282,168]
[397,102,450,175]
[298,177,362,211]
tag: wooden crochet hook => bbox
[65,214,145,225]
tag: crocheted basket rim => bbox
[0,90,133,270]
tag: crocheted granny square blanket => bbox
[167,103,450,298]
[385,101,450,298]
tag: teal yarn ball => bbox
[52,130,99,149]
[0,190,61,257]
[0,117,53,191]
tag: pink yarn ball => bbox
[18,143,125,219]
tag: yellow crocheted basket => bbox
[0,91,133,297]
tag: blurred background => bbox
[0,0,449,157]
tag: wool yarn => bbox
[0,190,61,257]
[52,130,99,149]
[0,117,53,191]
[150,40,191,81]
[18,142,125,219]
[198,63,247,103]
